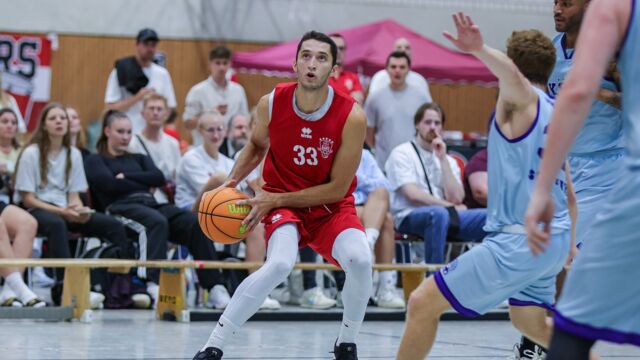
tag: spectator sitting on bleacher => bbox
[463,148,488,209]
[0,212,43,307]
[14,103,127,306]
[385,102,487,265]
[365,51,431,169]
[86,110,231,309]
[187,111,281,310]
[220,113,249,159]
[0,74,27,134]
[0,108,21,204]
[66,107,91,159]
[0,108,54,290]
[353,148,405,308]
[128,94,181,204]
[175,111,233,209]
[0,112,41,307]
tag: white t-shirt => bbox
[104,62,177,134]
[368,70,432,100]
[175,145,234,208]
[183,77,249,145]
[365,84,430,169]
[385,141,461,226]
[14,145,88,207]
[129,132,181,203]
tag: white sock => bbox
[0,284,16,300]
[364,228,379,249]
[5,272,37,304]
[337,318,362,344]
[203,314,239,351]
[378,271,395,291]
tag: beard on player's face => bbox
[296,61,332,91]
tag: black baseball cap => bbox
[136,28,159,43]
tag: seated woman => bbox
[176,111,279,310]
[14,103,129,305]
[0,108,53,290]
[66,106,91,159]
[85,110,230,309]
[0,214,44,307]
[0,108,21,203]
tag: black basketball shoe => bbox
[333,341,358,360]
[192,347,223,360]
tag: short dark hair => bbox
[506,30,556,85]
[209,46,232,61]
[328,33,344,40]
[386,51,411,68]
[414,102,446,126]
[296,31,337,67]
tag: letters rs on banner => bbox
[0,33,52,131]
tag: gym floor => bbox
[1,310,639,359]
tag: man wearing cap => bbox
[105,28,177,134]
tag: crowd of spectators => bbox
[0,28,487,311]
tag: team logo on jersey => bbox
[300,127,313,139]
[318,137,334,158]
[271,214,283,223]
[441,259,458,275]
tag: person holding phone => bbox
[13,103,129,303]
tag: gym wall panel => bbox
[49,34,496,140]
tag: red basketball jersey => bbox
[262,82,356,204]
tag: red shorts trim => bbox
[262,203,364,267]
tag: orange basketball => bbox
[198,187,251,244]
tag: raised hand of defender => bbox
[237,181,277,232]
[443,12,484,53]
[524,189,555,256]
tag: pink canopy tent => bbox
[233,19,496,85]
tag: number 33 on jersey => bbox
[293,137,334,166]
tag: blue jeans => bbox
[398,206,487,264]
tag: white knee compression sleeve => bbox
[332,228,373,344]
[204,223,300,351]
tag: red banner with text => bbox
[0,33,52,131]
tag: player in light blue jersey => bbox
[514,2,626,358]
[549,0,624,250]
[396,13,582,360]
[527,0,638,358]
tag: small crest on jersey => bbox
[271,213,283,223]
[300,127,312,139]
[318,137,334,158]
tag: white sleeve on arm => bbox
[239,85,250,115]
[105,69,122,103]
[183,86,202,122]
[164,71,177,108]
[14,146,38,192]
[69,149,89,192]
[182,154,211,193]
[385,147,419,191]
[364,96,377,128]
[447,156,462,185]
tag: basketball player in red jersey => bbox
[192,31,371,360]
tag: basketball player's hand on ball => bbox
[237,181,277,231]
[525,190,555,255]
[443,12,484,54]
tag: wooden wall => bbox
[49,34,497,138]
